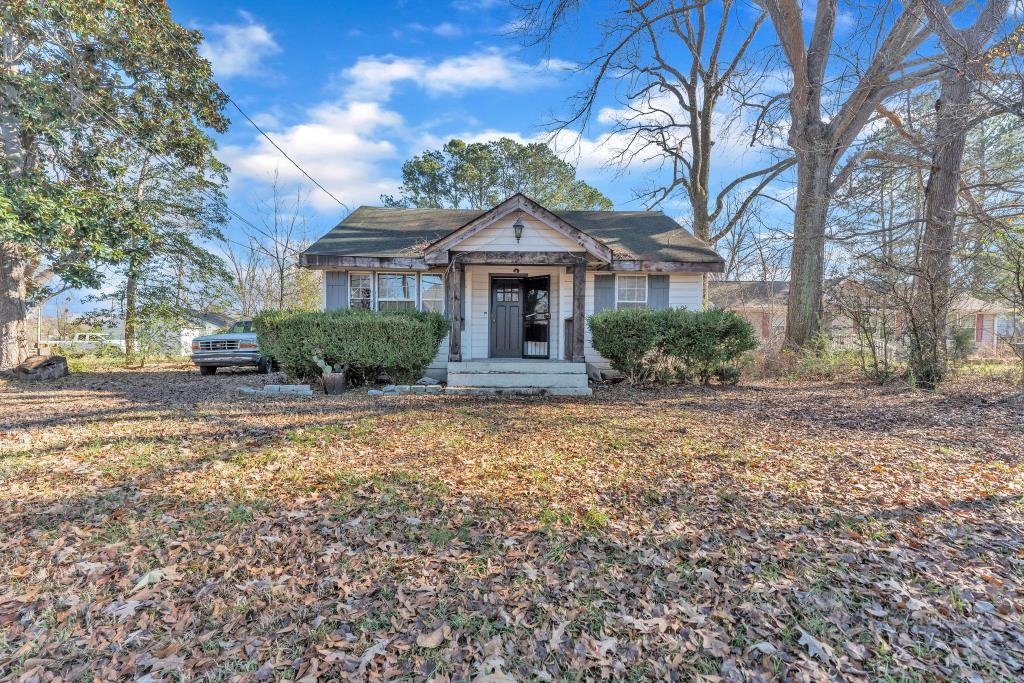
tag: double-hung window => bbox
[377,273,417,311]
[616,275,647,309]
[349,273,372,309]
[420,274,444,313]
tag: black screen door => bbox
[490,278,523,358]
[523,276,550,358]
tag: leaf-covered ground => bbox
[2,366,1023,682]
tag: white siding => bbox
[457,210,582,252]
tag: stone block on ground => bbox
[13,355,69,381]
[238,384,314,397]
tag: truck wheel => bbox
[200,366,217,376]
[257,358,271,374]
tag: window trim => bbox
[419,272,445,314]
[344,271,448,312]
[615,274,648,309]
[375,271,418,311]
[348,272,373,310]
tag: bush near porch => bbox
[254,309,449,384]
[589,307,757,384]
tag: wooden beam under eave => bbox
[299,254,432,270]
[443,251,591,266]
[572,259,586,363]
[446,263,463,362]
[608,259,725,273]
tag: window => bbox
[420,274,444,313]
[616,275,647,309]
[349,273,372,310]
[377,273,416,311]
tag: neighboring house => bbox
[709,279,1016,356]
[178,312,231,356]
[300,193,724,393]
[707,281,789,346]
[102,311,231,356]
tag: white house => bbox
[300,194,724,394]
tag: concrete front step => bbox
[448,360,587,375]
[445,386,592,396]
[447,371,589,389]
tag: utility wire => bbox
[133,1,351,212]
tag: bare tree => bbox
[521,1,793,267]
[219,172,324,317]
[253,171,313,311]
[755,0,938,348]
[905,0,1016,386]
[223,238,266,319]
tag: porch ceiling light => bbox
[512,217,525,243]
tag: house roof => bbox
[708,280,790,310]
[303,205,723,265]
[196,312,231,328]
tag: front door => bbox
[523,276,551,358]
[490,278,523,358]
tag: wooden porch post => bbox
[447,263,463,362]
[572,259,586,363]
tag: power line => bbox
[134,1,350,212]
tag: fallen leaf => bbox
[416,625,447,648]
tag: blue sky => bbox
[172,1,609,234]
[168,0,774,243]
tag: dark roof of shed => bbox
[303,206,723,264]
[708,280,790,309]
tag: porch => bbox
[442,251,589,364]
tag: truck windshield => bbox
[228,321,254,334]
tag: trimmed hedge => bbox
[588,306,757,385]
[254,309,450,384]
[588,308,660,383]
[654,307,758,384]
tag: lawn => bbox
[1,366,1023,681]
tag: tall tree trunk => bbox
[0,243,28,370]
[124,262,138,366]
[908,71,971,387]
[785,146,832,348]
[1,35,31,370]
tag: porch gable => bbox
[423,194,614,266]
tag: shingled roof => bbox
[303,206,723,266]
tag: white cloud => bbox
[342,49,575,101]
[433,22,464,37]
[221,101,405,210]
[221,48,598,213]
[452,0,504,11]
[199,11,281,79]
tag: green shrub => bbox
[655,307,758,384]
[588,308,660,383]
[254,309,449,384]
[714,365,742,386]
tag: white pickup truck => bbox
[41,332,127,353]
[190,320,272,375]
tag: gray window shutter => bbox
[325,271,348,310]
[593,274,615,313]
[648,274,670,310]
